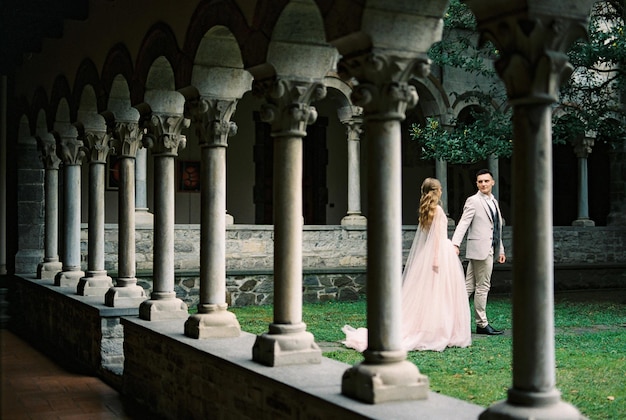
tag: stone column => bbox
[53,124,86,287]
[134,147,153,226]
[139,113,190,320]
[77,121,114,296]
[435,158,455,226]
[339,52,431,403]
[251,78,324,366]
[0,76,6,275]
[338,105,367,227]
[105,120,147,306]
[184,98,241,338]
[36,135,63,279]
[488,155,500,200]
[465,1,593,418]
[572,135,595,227]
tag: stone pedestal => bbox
[252,323,321,367]
[342,359,429,404]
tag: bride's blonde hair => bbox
[418,178,442,230]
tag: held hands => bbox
[498,253,506,264]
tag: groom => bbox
[452,169,505,335]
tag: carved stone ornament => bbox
[53,126,87,166]
[36,135,62,170]
[142,113,190,156]
[257,78,326,137]
[466,1,593,104]
[81,130,111,164]
[110,121,143,158]
[188,98,239,148]
[340,53,428,120]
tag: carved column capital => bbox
[111,121,143,158]
[572,135,595,158]
[36,135,62,170]
[340,53,429,120]
[338,106,364,142]
[467,3,592,104]
[53,124,87,166]
[256,78,326,137]
[188,98,238,148]
[81,130,111,164]
[142,113,190,156]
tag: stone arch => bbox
[182,2,259,74]
[107,74,138,121]
[101,44,135,105]
[187,25,252,99]
[49,76,74,124]
[322,75,353,109]
[267,0,337,78]
[17,114,35,146]
[76,85,107,135]
[450,91,502,121]
[134,23,182,104]
[73,59,106,114]
[30,87,50,131]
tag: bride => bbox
[343,177,471,352]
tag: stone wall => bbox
[9,276,138,388]
[121,317,483,420]
[87,224,626,309]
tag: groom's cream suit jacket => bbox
[452,191,504,260]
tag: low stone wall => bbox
[121,317,484,420]
[9,276,138,388]
[89,224,626,308]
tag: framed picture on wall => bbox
[178,160,201,192]
[106,155,121,191]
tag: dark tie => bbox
[490,202,500,252]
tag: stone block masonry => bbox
[89,224,626,308]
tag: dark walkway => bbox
[1,329,148,420]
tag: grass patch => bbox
[231,296,626,419]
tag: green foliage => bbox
[411,0,626,163]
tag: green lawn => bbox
[231,296,626,420]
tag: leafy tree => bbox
[411,0,626,164]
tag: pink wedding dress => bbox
[343,205,471,352]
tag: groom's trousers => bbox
[465,248,494,328]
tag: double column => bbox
[53,123,86,287]
[339,52,431,403]
[35,134,63,279]
[464,1,594,418]
[338,106,367,227]
[139,112,190,320]
[105,117,147,307]
[77,118,113,296]
[572,135,595,226]
[184,97,241,338]
[251,78,324,366]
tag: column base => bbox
[184,304,241,339]
[135,209,154,226]
[341,214,367,227]
[37,261,62,279]
[480,396,585,419]
[77,271,113,296]
[342,359,429,404]
[54,270,85,288]
[252,323,322,367]
[139,298,189,321]
[572,218,595,227]
[104,284,147,307]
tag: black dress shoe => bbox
[476,324,504,335]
